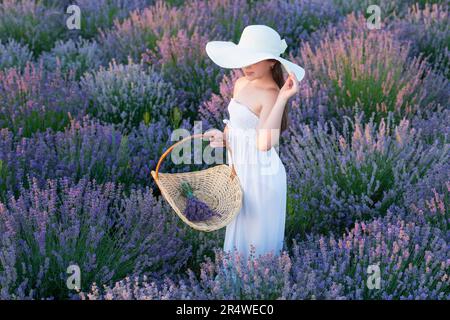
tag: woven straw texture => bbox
[151,134,242,232]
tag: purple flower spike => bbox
[180,181,217,222]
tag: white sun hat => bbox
[205,24,305,81]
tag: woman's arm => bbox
[256,95,288,151]
[256,72,299,151]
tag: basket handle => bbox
[153,133,236,180]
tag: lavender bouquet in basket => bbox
[180,181,218,222]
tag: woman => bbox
[204,25,305,260]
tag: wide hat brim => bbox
[206,40,305,82]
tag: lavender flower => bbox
[332,0,424,19]
[251,0,341,45]
[0,116,141,201]
[198,69,242,129]
[80,209,449,300]
[287,210,449,299]
[295,12,449,126]
[0,60,88,137]
[410,105,450,145]
[180,181,217,222]
[80,58,180,133]
[142,27,229,118]
[0,39,33,71]
[0,0,448,301]
[99,1,183,64]
[389,3,450,78]
[400,163,449,240]
[281,111,449,240]
[100,0,252,64]
[71,0,155,39]
[80,247,293,300]
[0,177,191,299]
[40,37,105,80]
[0,0,66,55]
[0,114,202,202]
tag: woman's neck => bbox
[246,73,278,90]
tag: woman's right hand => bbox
[204,127,226,148]
[278,72,299,101]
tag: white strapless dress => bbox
[222,98,287,260]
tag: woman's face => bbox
[241,60,274,80]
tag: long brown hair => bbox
[269,59,289,134]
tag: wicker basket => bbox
[151,133,242,232]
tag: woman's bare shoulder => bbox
[233,76,279,110]
[233,76,247,95]
[258,86,280,109]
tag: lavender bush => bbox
[281,112,449,241]
[80,246,293,300]
[80,58,180,133]
[178,0,252,42]
[0,61,87,137]
[40,37,105,80]
[143,28,228,118]
[198,69,243,129]
[296,12,449,125]
[98,1,184,64]
[0,177,191,299]
[332,0,447,19]
[0,0,66,56]
[0,113,219,203]
[400,162,449,240]
[181,227,225,281]
[403,162,449,211]
[251,0,341,48]
[71,0,156,39]
[0,113,214,202]
[410,105,449,145]
[125,118,196,189]
[99,0,253,64]
[0,117,135,202]
[287,210,449,299]
[125,116,218,196]
[80,208,449,300]
[390,3,450,78]
[0,0,448,301]
[0,39,33,71]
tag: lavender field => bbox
[0,0,449,300]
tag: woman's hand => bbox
[203,127,226,148]
[278,72,299,102]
